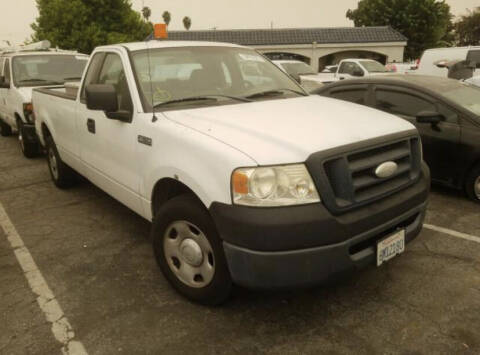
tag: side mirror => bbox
[0,77,10,89]
[416,111,443,124]
[86,84,118,112]
[352,70,364,77]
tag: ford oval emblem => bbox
[375,161,398,179]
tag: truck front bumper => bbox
[209,164,430,289]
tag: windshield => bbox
[281,62,316,76]
[440,83,480,116]
[12,55,88,87]
[360,61,388,73]
[131,47,304,111]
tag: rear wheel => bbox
[152,194,232,305]
[465,164,480,203]
[17,119,39,158]
[0,119,12,137]
[45,136,76,188]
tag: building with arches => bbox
[160,27,407,72]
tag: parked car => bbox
[416,46,480,78]
[386,62,417,74]
[0,41,89,157]
[33,41,430,304]
[315,59,390,83]
[272,60,324,92]
[315,75,480,202]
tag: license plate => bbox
[377,230,405,266]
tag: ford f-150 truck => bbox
[318,58,391,83]
[0,41,88,157]
[33,41,430,305]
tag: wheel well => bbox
[465,159,480,182]
[151,178,198,217]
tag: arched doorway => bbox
[318,50,388,71]
[263,52,311,65]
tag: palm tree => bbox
[141,6,152,22]
[183,16,192,30]
[162,11,171,26]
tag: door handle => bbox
[87,118,95,134]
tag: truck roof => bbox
[0,51,88,58]
[98,40,247,52]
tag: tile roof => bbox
[150,27,407,46]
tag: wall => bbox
[256,42,406,72]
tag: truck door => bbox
[373,86,461,185]
[77,50,142,214]
[337,61,363,80]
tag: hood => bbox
[163,95,415,165]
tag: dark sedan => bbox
[315,75,480,202]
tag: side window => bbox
[375,90,436,118]
[466,50,480,68]
[338,62,348,74]
[330,89,367,105]
[81,53,105,102]
[4,59,11,84]
[97,53,133,112]
[437,104,458,124]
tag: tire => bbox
[17,119,39,158]
[0,119,12,137]
[152,194,232,305]
[465,164,480,203]
[45,136,76,189]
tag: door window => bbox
[97,53,133,112]
[375,90,436,117]
[338,62,362,75]
[3,59,11,85]
[80,53,106,102]
[330,89,367,104]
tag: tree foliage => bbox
[31,0,152,54]
[142,6,152,22]
[183,16,192,30]
[346,0,453,60]
[455,7,480,46]
[162,11,172,26]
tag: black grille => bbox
[307,134,422,214]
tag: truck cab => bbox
[33,41,430,305]
[0,41,88,157]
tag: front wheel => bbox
[465,165,480,203]
[152,194,232,305]
[0,119,12,137]
[45,136,76,189]
[17,119,39,158]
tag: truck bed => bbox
[33,82,80,101]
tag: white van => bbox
[416,46,480,77]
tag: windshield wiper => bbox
[63,76,82,81]
[154,95,251,108]
[245,88,307,100]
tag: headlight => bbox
[23,103,35,123]
[232,164,321,207]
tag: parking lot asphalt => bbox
[1,134,479,355]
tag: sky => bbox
[0,0,478,46]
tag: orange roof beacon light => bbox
[154,23,168,40]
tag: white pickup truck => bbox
[33,41,430,304]
[318,58,390,83]
[0,41,88,157]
